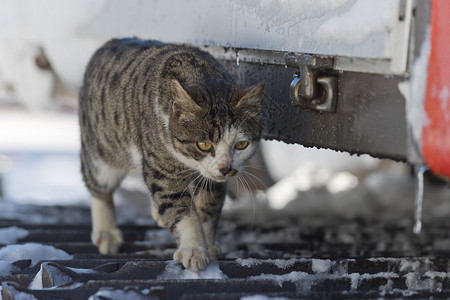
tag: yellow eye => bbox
[197,141,212,151]
[234,140,249,150]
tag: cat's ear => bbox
[235,82,265,110]
[171,80,202,114]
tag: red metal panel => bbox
[422,0,450,178]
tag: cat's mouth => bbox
[212,176,228,183]
[201,172,235,183]
[211,172,240,183]
[200,168,240,183]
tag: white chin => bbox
[202,172,227,182]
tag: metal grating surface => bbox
[2,204,450,299]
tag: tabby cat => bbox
[79,38,265,272]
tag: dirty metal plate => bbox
[221,60,407,160]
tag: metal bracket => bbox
[285,53,338,113]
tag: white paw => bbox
[208,245,222,260]
[91,228,124,255]
[173,247,210,272]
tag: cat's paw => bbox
[208,245,222,260]
[173,247,210,272]
[91,228,124,255]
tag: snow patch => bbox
[0,243,72,277]
[326,172,358,194]
[241,295,291,300]
[236,258,298,269]
[311,259,332,274]
[1,288,37,300]
[0,260,18,275]
[89,288,150,300]
[248,270,399,291]
[0,243,72,265]
[248,271,308,288]
[236,257,263,268]
[157,261,228,280]
[0,226,29,244]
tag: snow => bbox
[398,26,431,163]
[248,271,308,287]
[88,288,151,300]
[157,261,228,280]
[0,260,18,275]
[0,108,89,205]
[311,259,332,274]
[241,296,291,300]
[248,270,400,290]
[0,226,29,244]
[236,257,408,292]
[236,258,263,268]
[0,109,80,152]
[0,243,72,276]
[1,289,37,300]
[326,171,359,194]
[236,258,298,270]
[0,0,106,107]
[261,141,380,209]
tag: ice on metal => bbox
[413,165,428,234]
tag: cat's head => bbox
[168,79,265,182]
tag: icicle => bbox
[413,165,429,234]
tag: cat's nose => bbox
[219,166,232,176]
[219,166,236,176]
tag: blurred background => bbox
[0,0,448,225]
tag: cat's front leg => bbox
[172,212,210,272]
[195,186,226,260]
[91,196,124,255]
[150,189,210,271]
[202,219,222,260]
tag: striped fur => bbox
[79,38,264,270]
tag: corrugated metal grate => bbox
[2,204,450,299]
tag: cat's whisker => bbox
[237,175,256,229]
[200,176,207,194]
[173,170,198,187]
[203,178,212,206]
[210,180,215,206]
[244,164,268,170]
[191,174,204,195]
[234,176,240,200]
[208,178,215,202]
[241,170,268,190]
[242,175,257,230]
[168,168,196,181]
[182,173,203,204]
